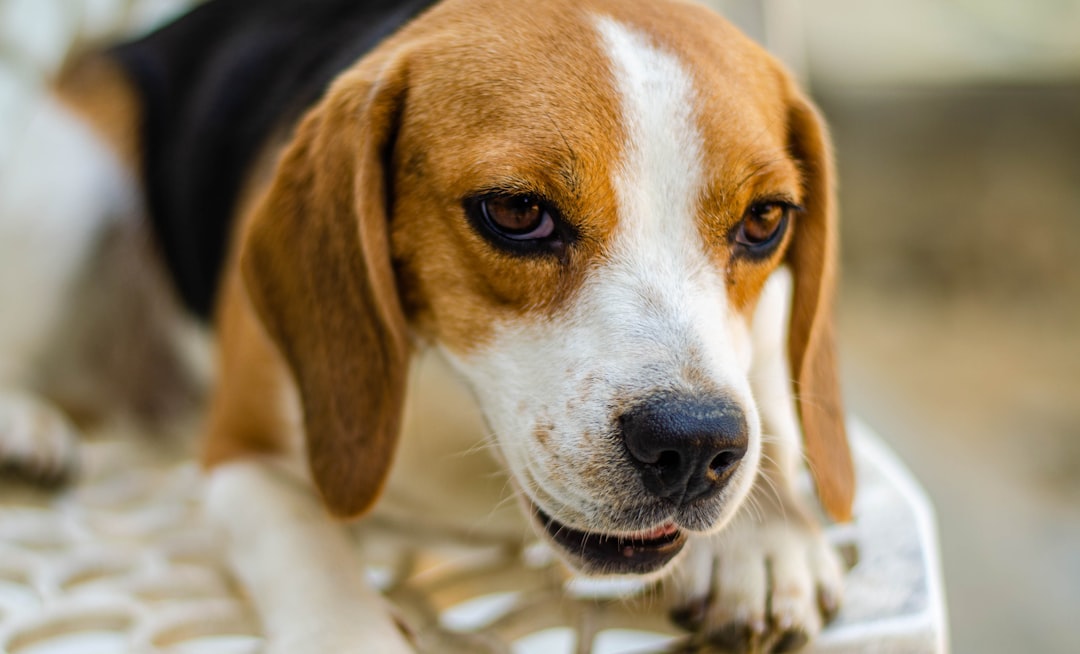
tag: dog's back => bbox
[109,0,436,318]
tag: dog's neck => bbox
[370,348,527,544]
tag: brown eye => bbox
[735,202,792,252]
[480,196,555,240]
[464,192,572,257]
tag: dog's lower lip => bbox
[533,507,687,573]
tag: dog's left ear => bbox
[240,59,411,519]
[785,91,855,522]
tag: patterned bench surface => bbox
[0,421,948,653]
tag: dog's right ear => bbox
[240,57,411,519]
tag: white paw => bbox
[666,515,844,653]
[0,392,80,486]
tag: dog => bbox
[0,0,855,651]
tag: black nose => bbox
[619,395,748,504]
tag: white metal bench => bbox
[0,421,948,653]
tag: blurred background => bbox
[1,1,1078,652]
[712,1,1080,653]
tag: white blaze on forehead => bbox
[591,17,748,377]
[595,16,705,269]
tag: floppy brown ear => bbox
[785,93,855,523]
[240,62,410,519]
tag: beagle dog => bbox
[0,0,855,651]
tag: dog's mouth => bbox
[533,506,687,575]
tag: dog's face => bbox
[242,0,851,577]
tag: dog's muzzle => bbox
[533,395,748,575]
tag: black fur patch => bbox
[110,0,436,318]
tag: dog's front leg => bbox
[205,460,416,654]
[666,477,845,652]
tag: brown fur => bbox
[54,56,142,173]
[784,95,854,522]
[389,0,624,352]
[212,57,413,518]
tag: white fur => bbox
[0,93,138,385]
[666,504,845,639]
[0,93,138,480]
[205,461,415,654]
[749,266,804,480]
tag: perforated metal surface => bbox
[0,423,947,653]
[0,438,259,654]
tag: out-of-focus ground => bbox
[712,2,1080,651]
[827,85,1080,654]
[2,1,1079,653]
[825,85,1080,654]
[801,5,1080,653]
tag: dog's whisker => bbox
[453,432,501,458]
[742,493,765,526]
[755,467,788,522]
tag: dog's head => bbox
[241,0,853,576]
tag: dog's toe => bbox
[667,520,844,653]
[0,392,80,487]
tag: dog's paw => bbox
[0,392,80,487]
[666,517,844,653]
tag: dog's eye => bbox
[464,193,571,257]
[735,201,794,253]
[480,196,555,240]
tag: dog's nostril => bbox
[709,450,740,474]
